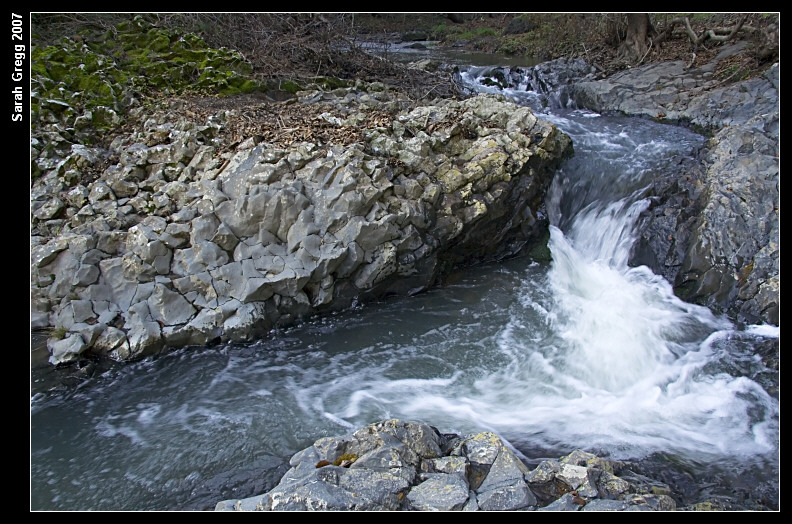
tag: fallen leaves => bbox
[163,94,398,152]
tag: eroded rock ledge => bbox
[565,50,779,325]
[31,89,572,365]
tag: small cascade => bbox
[455,57,598,110]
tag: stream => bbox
[30,51,779,511]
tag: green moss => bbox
[527,227,552,262]
[146,30,171,52]
[279,80,303,94]
[497,34,536,55]
[30,16,263,138]
[435,165,468,194]
[52,326,67,340]
[430,23,450,38]
[332,453,359,466]
[237,79,260,93]
[432,22,500,43]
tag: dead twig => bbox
[636,38,653,65]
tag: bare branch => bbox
[702,14,748,43]
[652,14,753,52]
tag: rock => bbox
[406,474,470,510]
[31,88,572,364]
[214,419,690,511]
[48,332,89,365]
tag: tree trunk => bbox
[618,13,651,62]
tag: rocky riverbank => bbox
[31,88,571,365]
[30,18,777,372]
[471,46,779,327]
[210,49,779,512]
[30,19,778,511]
[565,45,779,327]
[215,417,778,511]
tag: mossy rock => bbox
[228,78,261,94]
[178,33,207,49]
[115,21,133,32]
[79,52,107,74]
[526,227,552,262]
[145,30,172,52]
[332,453,359,466]
[279,80,303,94]
[316,76,351,90]
[91,106,122,130]
[30,15,264,143]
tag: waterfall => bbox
[30,61,779,512]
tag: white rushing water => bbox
[303,162,778,465]
[30,66,779,511]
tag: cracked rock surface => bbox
[31,87,572,365]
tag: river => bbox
[30,52,779,511]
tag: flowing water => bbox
[30,61,779,511]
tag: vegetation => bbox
[29,13,778,180]
[31,13,779,99]
[352,13,777,77]
[332,453,359,466]
[31,15,259,115]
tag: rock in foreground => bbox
[215,419,678,511]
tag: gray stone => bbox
[537,492,583,511]
[31,237,70,268]
[88,181,115,203]
[557,463,597,498]
[147,283,197,326]
[93,326,127,353]
[475,442,531,493]
[338,467,411,509]
[72,264,101,286]
[406,473,470,511]
[580,498,630,511]
[48,332,88,364]
[476,482,536,511]
[32,87,574,363]
[171,241,228,276]
[124,319,163,359]
[33,197,65,220]
[421,455,469,476]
